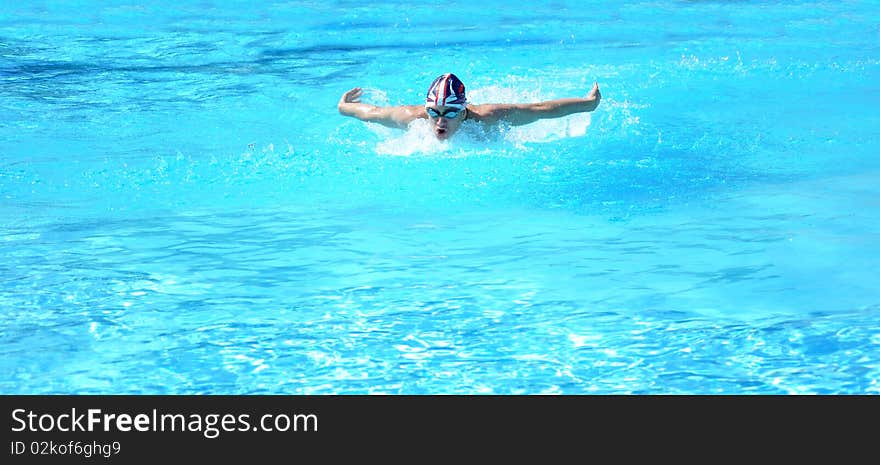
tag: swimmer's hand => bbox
[586,82,601,110]
[338,87,365,115]
[340,87,363,105]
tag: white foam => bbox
[374,119,450,156]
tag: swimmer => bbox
[338,73,601,140]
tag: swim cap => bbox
[426,73,467,108]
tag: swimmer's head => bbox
[426,73,467,108]
[425,73,467,140]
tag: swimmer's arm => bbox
[475,82,601,126]
[337,87,424,129]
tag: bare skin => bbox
[338,83,602,141]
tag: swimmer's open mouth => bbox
[435,128,447,138]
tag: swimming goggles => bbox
[426,107,464,119]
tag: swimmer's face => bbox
[425,105,466,140]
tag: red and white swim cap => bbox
[425,73,467,108]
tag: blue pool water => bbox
[2,1,879,394]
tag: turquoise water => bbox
[2,1,879,394]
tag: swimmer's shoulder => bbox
[465,104,507,125]
[400,105,429,120]
[383,105,429,126]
